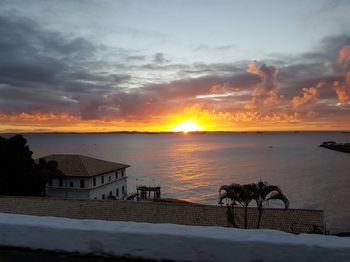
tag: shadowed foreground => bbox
[1,212,349,262]
[0,246,158,262]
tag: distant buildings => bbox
[39,154,129,200]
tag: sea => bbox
[18,132,350,233]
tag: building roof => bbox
[38,154,129,177]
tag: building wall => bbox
[90,178,127,200]
[46,169,127,200]
[46,188,90,200]
[0,196,325,234]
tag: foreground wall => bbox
[0,196,324,234]
[0,212,348,262]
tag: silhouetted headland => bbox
[320,141,350,154]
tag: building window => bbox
[122,169,125,177]
[102,194,105,200]
[94,197,97,200]
[101,176,104,184]
[69,181,74,188]
[109,176,111,182]
[93,178,96,187]
[48,179,52,186]
[115,171,118,179]
[59,179,63,187]
[122,186,125,195]
[109,191,112,196]
[80,179,85,188]
[116,188,119,197]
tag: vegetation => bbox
[219,181,289,229]
[0,134,61,196]
[218,183,241,228]
[253,181,289,229]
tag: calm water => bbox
[22,132,350,233]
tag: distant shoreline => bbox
[1,130,350,135]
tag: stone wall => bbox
[0,196,324,234]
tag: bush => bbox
[0,134,60,196]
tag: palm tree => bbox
[252,181,289,229]
[219,183,255,229]
[239,183,256,229]
[218,184,241,228]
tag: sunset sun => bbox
[172,120,202,133]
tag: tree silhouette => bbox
[219,181,289,229]
[219,183,255,229]
[0,134,61,196]
[218,183,241,227]
[252,181,289,229]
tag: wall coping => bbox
[0,212,348,261]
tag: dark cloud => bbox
[153,52,169,63]
[79,72,260,120]
[0,14,130,115]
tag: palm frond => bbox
[264,184,281,194]
[267,191,289,209]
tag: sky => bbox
[0,0,350,132]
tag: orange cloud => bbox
[244,97,258,110]
[0,112,170,133]
[168,104,302,131]
[338,45,350,64]
[332,46,350,105]
[246,61,280,109]
[263,91,280,106]
[333,81,349,104]
[210,83,237,94]
[292,82,324,108]
[0,112,78,123]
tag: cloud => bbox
[263,91,280,106]
[247,61,278,94]
[245,61,280,109]
[195,44,237,52]
[78,72,260,120]
[153,52,169,63]
[331,45,350,105]
[337,45,350,64]
[126,55,146,61]
[333,80,349,104]
[290,42,350,108]
[0,14,131,117]
[291,82,324,108]
[210,83,238,94]
[1,10,350,131]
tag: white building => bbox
[40,154,129,200]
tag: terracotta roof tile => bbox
[38,154,129,177]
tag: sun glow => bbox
[172,120,202,133]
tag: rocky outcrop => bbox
[320,141,350,154]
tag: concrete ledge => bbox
[0,212,349,261]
